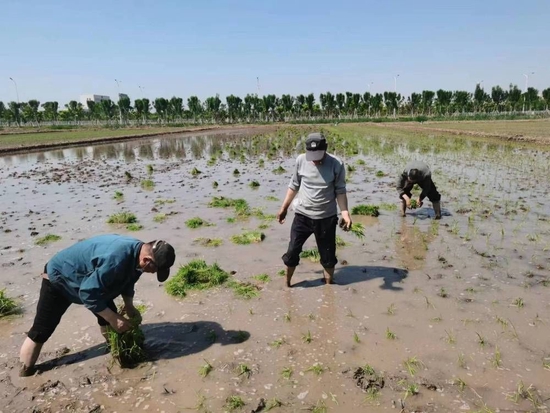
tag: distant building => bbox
[80,94,111,108]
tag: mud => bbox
[0,126,549,412]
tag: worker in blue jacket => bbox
[19,234,176,376]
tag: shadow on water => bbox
[36,321,249,373]
[292,265,408,291]
[407,205,452,220]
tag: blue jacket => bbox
[46,234,143,313]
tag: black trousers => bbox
[400,178,441,202]
[27,278,116,344]
[282,213,338,269]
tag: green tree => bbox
[99,99,116,122]
[435,90,453,115]
[0,101,5,123]
[205,95,222,122]
[542,88,550,111]
[65,100,84,123]
[118,96,132,123]
[473,84,488,112]
[453,91,471,113]
[507,84,522,111]
[169,96,183,121]
[27,100,41,124]
[361,92,371,116]
[226,94,242,123]
[42,101,59,122]
[523,87,539,112]
[154,98,169,122]
[371,93,383,117]
[280,94,294,120]
[187,96,202,122]
[409,93,421,116]
[490,86,507,112]
[421,90,435,115]
[7,102,21,126]
[335,93,345,116]
[305,93,315,118]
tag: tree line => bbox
[1,84,549,127]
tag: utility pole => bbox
[115,79,123,124]
[257,77,261,95]
[394,74,399,93]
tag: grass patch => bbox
[228,281,260,300]
[0,290,19,318]
[153,213,167,223]
[352,204,380,217]
[249,180,260,188]
[335,235,347,247]
[113,190,124,201]
[265,195,279,201]
[231,231,265,245]
[305,363,325,375]
[126,223,143,231]
[193,237,223,247]
[375,170,385,177]
[185,217,211,229]
[191,167,202,176]
[165,260,229,297]
[254,274,271,282]
[380,202,397,211]
[272,165,286,174]
[209,196,250,216]
[300,248,320,262]
[35,234,61,246]
[154,198,176,205]
[140,179,155,190]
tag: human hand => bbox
[277,208,288,224]
[111,315,132,334]
[121,305,142,324]
[417,198,423,208]
[339,212,352,231]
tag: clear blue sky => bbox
[1,0,548,105]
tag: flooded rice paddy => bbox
[0,124,549,412]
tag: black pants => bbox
[27,278,116,344]
[400,178,441,203]
[282,213,338,269]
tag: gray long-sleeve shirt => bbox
[396,160,433,199]
[288,153,346,219]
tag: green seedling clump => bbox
[410,199,418,209]
[185,217,211,229]
[228,281,261,299]
[126,223,143,231]
[375,170,385,177]
[140,179,155,190]
[107,312,146,368]
[108,212,138,224]
[231,231,265,245]
[209,197,250,216]
[272,165,286,174]
[249,180,260,188]
[352,204,380,217]
[0,289,19,318]
[35,234,62,246]
[300,248,321,262]
[165,260,229,298]
[191,167,202,176]
[153,213,167,223]
[193,238,223,247]
[113,191,124,200]
[349,223,365,239]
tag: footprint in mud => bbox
[352,366,385,392]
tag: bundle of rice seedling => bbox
[165,260,229,297]
[409,199,418,209]
[351,204,380,217]
[0,289,19,318]
[349,223,365,240]
[107,314,146,368]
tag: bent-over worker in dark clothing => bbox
[19,234,176,376]
[396,160,442,219]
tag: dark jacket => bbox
[46,234,143,313]
[396,161,433,200]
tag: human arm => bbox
[120,295,142,324]
[418,175,433,205]
[396,172,412,208]
[96,307,132,333]
[335,162,351,230]
[277,188,298,224]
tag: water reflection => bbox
[394,221,435,271]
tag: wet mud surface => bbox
[0,125,549,412]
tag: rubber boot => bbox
[433,202,442,220]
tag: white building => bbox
[80,94,111,108]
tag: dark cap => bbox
[305,133,327,162]
[151,240,176,282]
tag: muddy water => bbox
[1,127,549,412]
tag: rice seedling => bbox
[349,223,365,239]
[227,217,236,223]
[379,202,397,211]
[308,313,316,320]
[403,356,423,377]
[107,212,137,224]
[364,386,381,403]
[495,316,509,329]
[140,179,155,190]
[225,395,245,411]
[352,204,380,217]
[254,273,270,282]
[258,223,270,230]
[0,290,19,318]
[249,180,260,188]
[195,392,208,412]
[386,303,396,315]
[424,295,435,309]
[209,196,241,208]
[185,217,211,228]
[165,260,229,297]
[491,346,502,368]
[445,329,456,345]
[305,363,325,375]
[413,287,422,294]
[543,358,550,370]
[264,398,283,411]
[277,269,285,276]
[386,327,396,340]
[258,159,265,167]
[228,281,260,300]
[265,195,279,201]
[458,353,467,369]
[431,316,443,322]
[472,402,496,413]
[213,181,218,188]
[281,366,293,379]
[300,248,320,262]
[335,235,347,247]
[199,359,213,378]
[270,338,286,349]
[356,159,366,165]
[126,223,143,231]
[302,330,313,343]
[193,237,222,247]
[124,171,133,181]
[107,313,146,367]
[146,164,154,174]
[154,198,176,205]
[233,168,240,175]
[207,156,217,166]
[272,165,286,174]
[512,297,524,308]
[409,199,418,209]
[113,190,124,200]
[403,383,419,399]
[231,231,265,245]
[438,287,449,298]
[476,332,486,348]
[191,167,202,176]
[206,330,217,343]
[153,213,167,223]
[237,363,252,378]
[346,308,356,318]
[284,312,291,322]
[35,234,62,246]
[375,170,384,177]
[310,400,328,413]
[353,331,361,343]
[454,377,467,392]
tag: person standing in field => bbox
[277,133,352,287]
[396,160,442,219]
[19,234,176,376]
